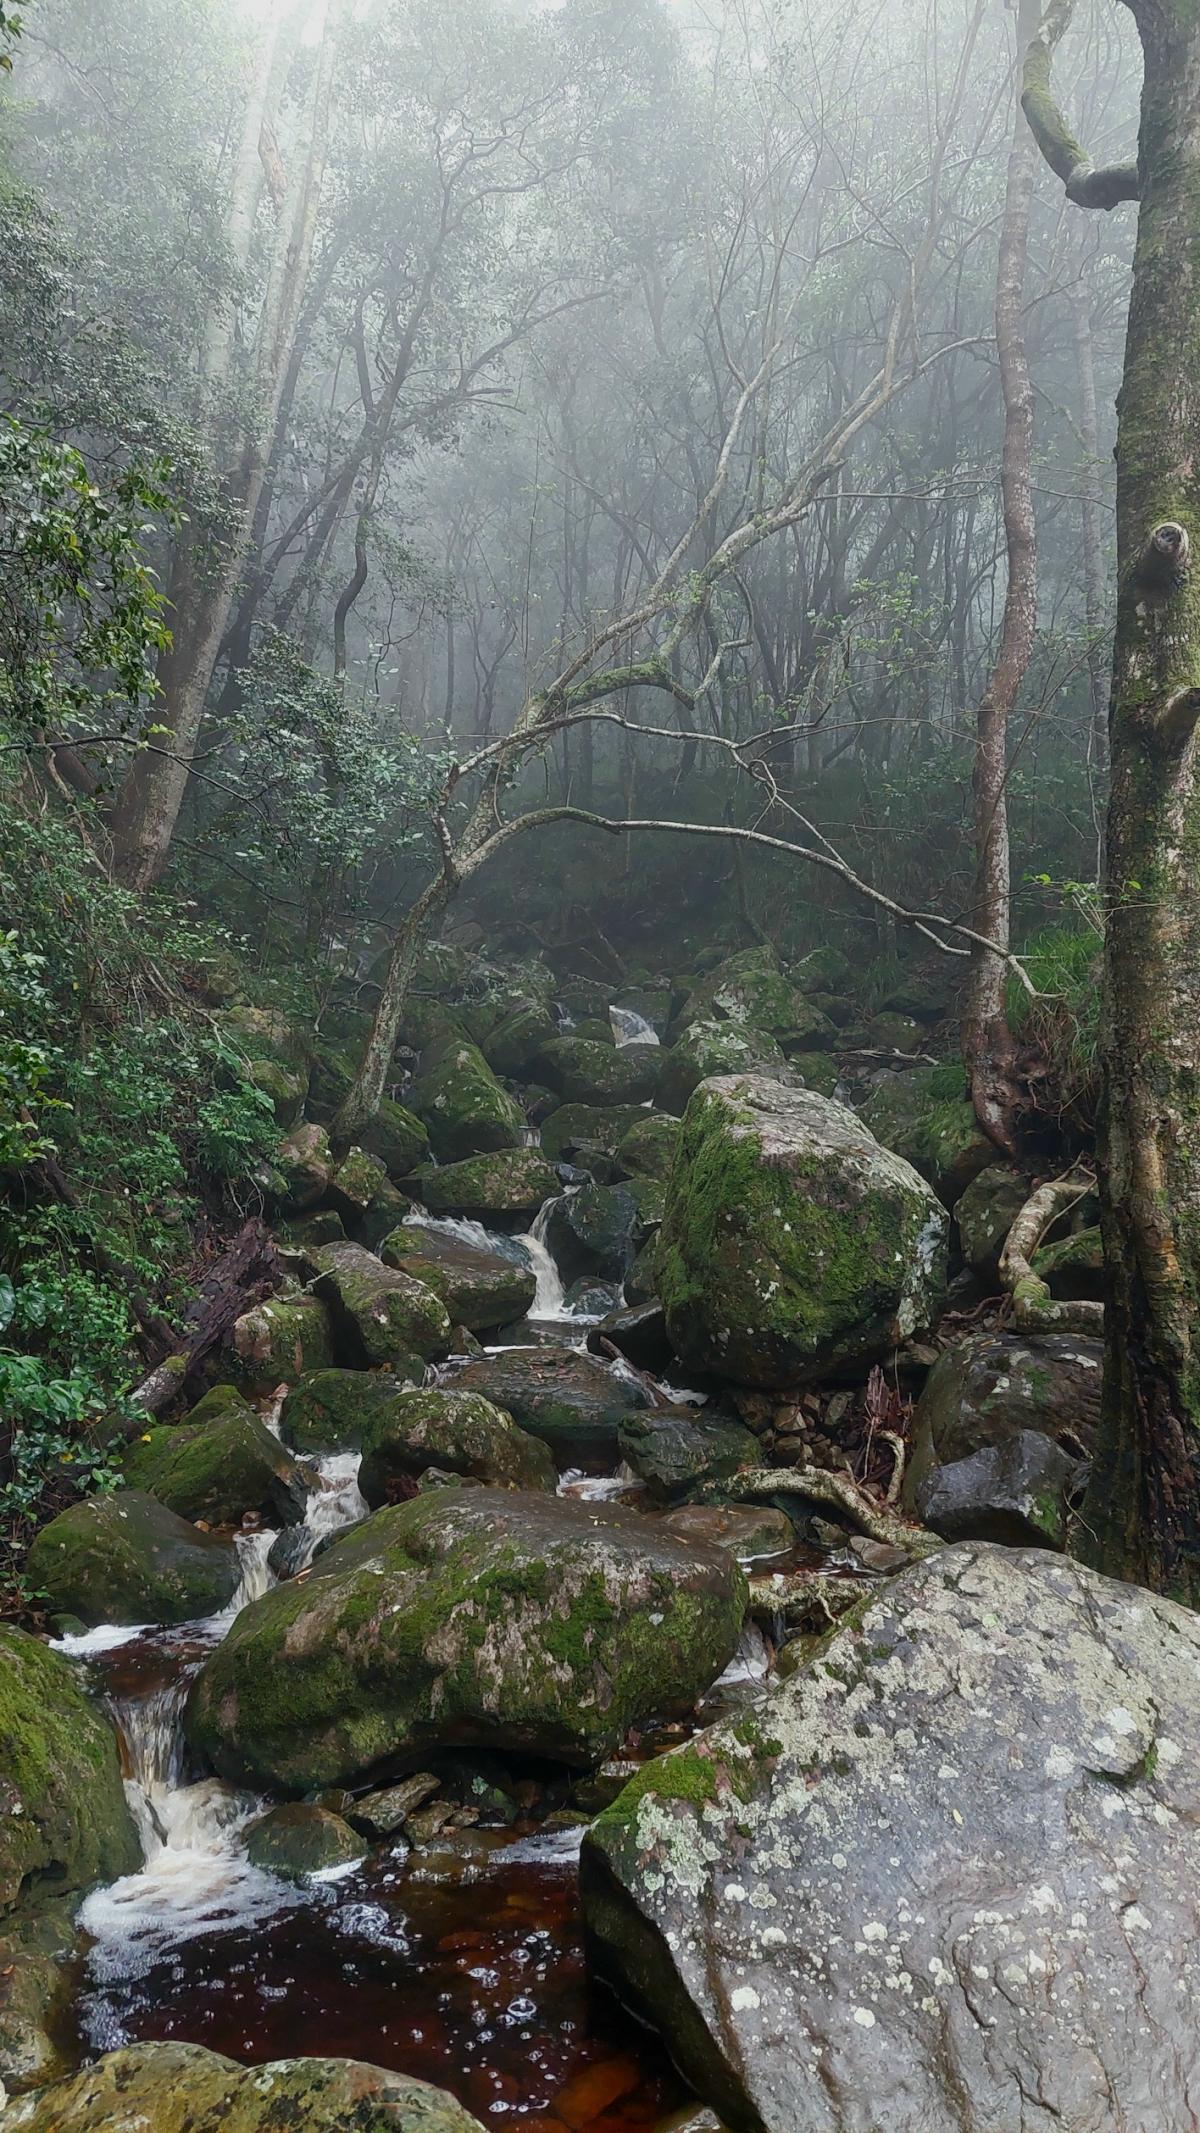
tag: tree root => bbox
[726,1465,940,1557]
[999,1170,1104,1335]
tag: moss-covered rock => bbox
[121,1402,311,1527]
[658,1019,790,1114]
[618,1406,759,1503]
[659,1075,948,1388]
[540,1103,646,1165]
[358,1097,430,1181]
[356,1178,413,1251]
[480,1000,559,1078]
[26,1492,239,1627]
[903,1331,1102,1506]
[409,1041,524,1162]
[1032,1224,1104,1297]
[450,1347,649,1469]
[328,1145,390,1222]
[538,1037,662,1106]
[246,1054,306,1125]
[380,1224,535,1331]
[859,1062,993,1206]
[793,945,852,993]
[280,1367,425,1453]
[271,1120,334,1211]
[186,1488,747,1788]
[660,1501,794,1561]
[311,1241,451,1365]
[232,1293,334,1385]
[624,1233,661,1306]
[615,1112,682,1180]
[679,947,836,1050]
[543,1182,638,1282]
[787,1050,840,1098]
[865,1010,926,1052]
[244,1802,367,1881]
[357,1389,556,1506]
[408,1148,559,1222]
[954,1163,1031,1279]
[3,2043,486,2132]
[0,1627,140,1918]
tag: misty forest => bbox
[5,0,1200,2124]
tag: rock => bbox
[903,1331,1101,1542]
[543,1183,638,1282]
[356,1179,413,1251]
[1033,1223,1104,1298]
[0,1627,140,1917]
[380,1224,535,1331]
[658,1019,791,1114]
[311,1241,451,1365]
[482,1001,559,1078]
[232,1292,334,1385]
[618,1406,759,1503]
[660,1502,794,1562]
[589,1300,671,1373]
[121,1401,311,1527]
[864,1010,925,1052]
[787,1049,840,1097]
[859,1062,993,1206]
[612,985,676,1038]
[279,1208,346,1249]
[348,1773,440,1837]
[1,2043,487,2132]
[246,1054,305,1124]
[615,1112,682,1180]
[450,1347,649,1468]
[356,1388,557,1506]
[793,945,853,993]
[679,947,835,1050]
[953,1162,1031,1278]
[358,1096,430,1180]
[410,1148,559,1222]
[26,1492,239,1628]
[187,1489,747,1788]
[244,1802,367,1880]
[581,1542,1200,2133]
[280,1366,425,1453]
[560,1276,621,1317]
[409,1040,524,1162]
[659,1077,947,1388]
[539,1037,663,1106]
[540,1102,647,1164]
[913,1427,1081,1548]
[625,1172,665,1231]
[624,1234,661,1306]
[271,1121,334,1210]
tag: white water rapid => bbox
[609,1005,659,1047]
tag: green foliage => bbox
[1007,923,1102,1135]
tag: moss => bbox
[413,1146,558,1218]
[409,1040,524,1162]
[27,1490,239,1627]
[0,1626,140,1915]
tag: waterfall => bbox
[514,1198,569,1319]
[293,1450,367,1568]
[609,1005,659,1047]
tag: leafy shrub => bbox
[1007,923,1102,1135]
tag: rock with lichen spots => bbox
[582,1542,1200,2133]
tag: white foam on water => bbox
[610,1006,659,1048]
[294,1450,367,1567]
[557,1465,639,1502]
[514,1198,570,1319]
[51,1621,150,1657]
[711,1619,771,1690]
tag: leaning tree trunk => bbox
[1080,1,1200,1603]
[963,2,1038,1154]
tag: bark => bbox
[963,4,1039,1156]
[125,1219,282,1424]
[1072,279,1111,797]
[1077,1,1200,1603]
[110,2,340,890]
[999,1170,1104,1333]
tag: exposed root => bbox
[727,1464,940,1557]
[999,1169,1104,1334]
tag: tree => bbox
[1024,0,1200,1600]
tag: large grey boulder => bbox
[583,1543,1200,2133]
[659,1076,947,1388]
[449,1346,649,1468]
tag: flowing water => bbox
[609,1007,660,1048]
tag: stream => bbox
[51,1196,703,2131]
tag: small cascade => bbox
[221,1527,277,1616]
[294,1450,368,1567]
[514,1198,570,1320]
[609,1005,659,1048]
[556,1464,641,1502]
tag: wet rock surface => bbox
[582,1542,1200,2133]
[356,1387,557,1504]
[26,1491,239,1628]
[449,1347,650,1468]
[381,1223,536,1331]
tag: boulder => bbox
[121,1401,311,1528]
[589,1300,672,1373]
[232,1292,334,1384]
[538,1037,663,1106]
[787,1049,840,1097]
[356,1388,556,1506]
[358,1096,430,1180]
[611,985,676,1038]
[409,1148,559,1223]
[380,1223,535,1330]
[660,1501,793,1561]
[279,1367,424,1453]
[582,1543,1200,2133]
[659,1077,947,1388]
[658,1019,790,1115]
[311,1241,451,1365]
[271,1121,334,1210]
[618,1406,759,1503]
[615,1112,682,1180]
[793,945,853,993]
[679,946,835,1050]
[245,1054,305,1124]
[1,2044,486,2133]
[903,1331,1101,1542]
[186,1489,747,1788]
[864,1010,925,1052]
[543,1183,639,1281]
[859,1062,993,1206]
[327,1146,390,1224]
[408,1041,524,1162]
[26,1492,239,1628]
[953,1162,1031,1279]
[1033,1223,1104,1298]
[481,1001,559,1078]
[244,1802,366,1880]
[450,1347,649,1469]
[540,1102,647,1165]
[0,1627,139,1916]
[356,1178,413,1251]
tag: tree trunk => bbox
[1071,275,1111,861]
[110,1,340,890]
[963,5,1038,1152]
[1080,0,1200,1603]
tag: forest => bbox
[1,0,1199,2125]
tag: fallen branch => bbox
[124,1220,283,1425]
